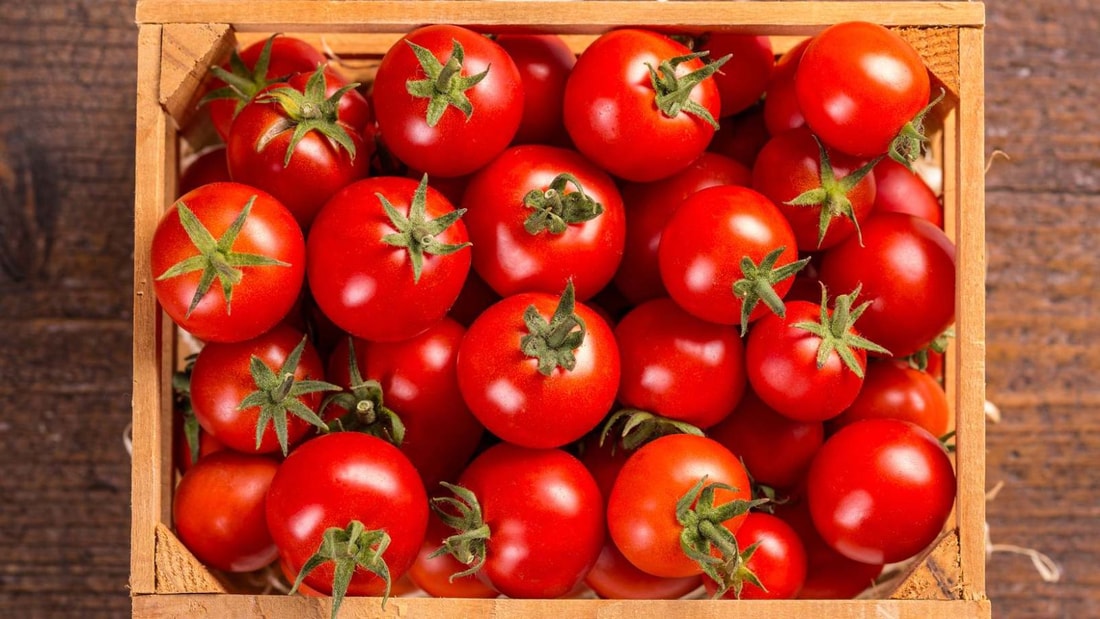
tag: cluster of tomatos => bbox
[156,19,959,617]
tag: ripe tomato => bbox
[587,541,703,600]
[172,451,280,572]
[817,212,956,358]
[456,283,620,448]
[607,434,754,579]
[707,390,824,490]
[307,175,472,343]
[372,25,523,178]
[807,419,956,564]
[151,182,305,344]
[703,512,807,599]
[325,318,485,489]
[752,126,878,251]
[189,324,333,455]
[762,38,810,136]
[495,34,577,146]
[615,152,751,305]
[227,68,369,229]
[795,22,931,158]
[872,157,943,228]
[461,145,626,300]
[828,359,950,437]
[435,443,604,598]
[658,185,803,332]
[564,29,725,182]
[698,33,774,118]
[615,297,746,429]
[408,513,499,598]
[178,146,230,197]
[266,433,428,607]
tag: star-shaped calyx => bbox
[380,174,471,284]
[256,65,361,166]
[404,39,490,128]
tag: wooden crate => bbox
[131,1,989,617]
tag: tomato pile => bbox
[158,21,959,614]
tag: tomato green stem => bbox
[731,248,810,336]
[379,175,472,284]
[405,39,490,128]
[519,280,587,376]
[321,337,407,445]
[289,520,393,619]
[784,135,881,248]
[600,408,704,452]
[430,482,491,580]
[522,173,604,235]
[792,284,892,378]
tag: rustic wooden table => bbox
[0,1,1095,617]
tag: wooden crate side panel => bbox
[160,23,235,129]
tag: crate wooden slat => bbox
[131,2,987,616]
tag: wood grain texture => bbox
[0,0,1095,617]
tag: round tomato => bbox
[151,182,305,343]
[372,24,523,178]
[698,33,774,118]
[434,443,604,598]
[774,498,884,599]
[495,34,577,146]
[607,434,754,579]
[307,175,472,343]
[807,419,956,564]
[795,21,931,158]
[173,451,280,572]
[828,359,950,437]
[564,28,725,182]
[456,283,620,449]
[460,144,626,300]
[615,297,746,429]
[872,157,943,228]
[658,185,803,333]
[703,512,807,600]
[762,37,810,136]
[615,152,751,305]
[817,212,956,358]
[266,433,428,606]
[586,541,702,600]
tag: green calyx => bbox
[784,135,881,248]
[676,476,768,594]
[889,88,947,169]
[646,51,730,129]
[792,285,892,378]
[600,408,703,452]
[237,335,340,455]
[380,174,472,284]
[405,39,490,128]
[731,247,810,336]
[523,173,604,235]
[904,325,954,372]
[429,482,492,581]
[200,34,282,115]
[155,195,291,318]
[255,65,362,167]
[289,520,393,619]
[520,280,586,376]
[321,338,406,445]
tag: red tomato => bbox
[587,541,703,600]
[762,38,810,136]
[708,105,771,169]
[151,182,305,343]
[456,284,620,449]
[173,451,280,572]
[607,434,754,579]
[286,66,373,133]
[795,22,931,158]
[189,324,332,455]
[828,360,950,437]
[703,512,807,599]
[178,146,230,197]
[226,68,369,229]
[372,25,523,178]
[817,212,956,358]
[775,498,884,599]
[752,126,878,251]
[564,29,725,182]
[408,513,499,598]
[266,433,428,603]
[325,319,484,489]
[698,34,774,118]
[658,185,802,332]
[307,175,472,342]
[872,157,943,228]
[615,152,751,305]
[437,443,604,598]
[707,390,824,490]
[495,34,577,146]
[461,145,626,300]
[615,298,746,429]
[807,419,956,564]
[202,35,326,141]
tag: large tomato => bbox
[495,34,577,146]
[817,212,956,358]
[265,433,428,608]
[151,182,305,343]
[307,175,471,343]
[456,283,620,448]
[460,144,626,300]
[433,443,604,598]
[372,25,523,178]
[703,512,808,600]
[827,359,950,438]
[807,419,956,564]
[564,28,725,182]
